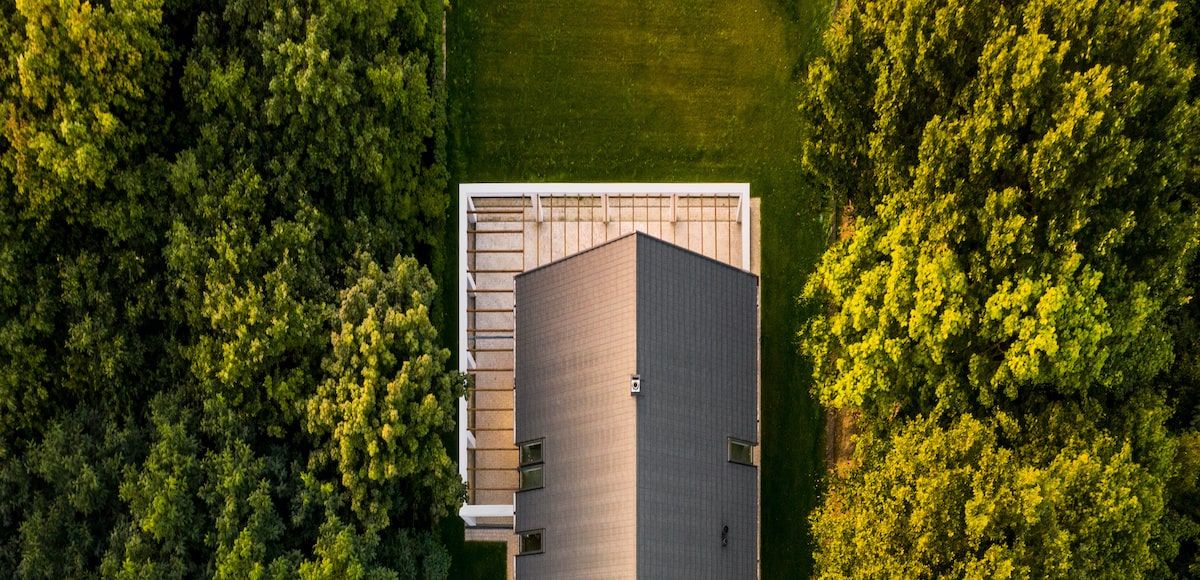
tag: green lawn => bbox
[445,1,833,576]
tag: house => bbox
[513,232,759,578]
[457,183,754,534]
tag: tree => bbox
[0,0,173,438]
[801,0,1198,422]
[1166,1,1200,573]
[148,0,458,572]
[813,402,1174,577]
[167,0,449,433]
[0,0,460,575]
[1175,0,1200,96]
[305,254,464,534]
[0,0,174,570]
[799,0,1200,575]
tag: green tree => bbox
[1175,0,1200,96]
[0,0,173,438]
[0,0,460,576]
[103,395,206,578]
[800,0,1200,575]
[5,410,145,578]
[305,254,464,533]
[0,0,174,571]
[167,0,449,434]
[150,0,457,572]
[801,0,1198,422]
[813,402,1174,577]
[1166,1,1200,573]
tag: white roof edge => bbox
[460,504,515,517]
[460,182,749,197]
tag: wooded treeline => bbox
[0,0,461,576]
[800,0,1200,576]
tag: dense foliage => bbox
[801,0,1200,576]
[1167,0,1200,570]
[813,402,1174,577]
[0,0,460,576]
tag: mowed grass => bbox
[446,1,833,576]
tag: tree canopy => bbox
[800,0,1200,576]
[0,0,461,576]
[813,403,1174,577]
[802,0,1198,420]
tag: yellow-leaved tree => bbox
[800,0,1199,575]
